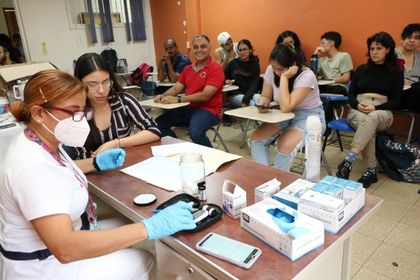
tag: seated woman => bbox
[65,53,160,165]
[249,43,326,171]
[395,23,420,112]
[276,30,306,64]
[224,39,261,107]
[336,32,404,188]
[0,69,195,279]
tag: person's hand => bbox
[225,79,235,86]
[358,103,375,114]
[281,66,299,79]
[142,201,196,240]
[93,140,119,156]
[256,96,271,113]
[94,148,126,171]
[154,94,164,103]
[160,95,178,104]
[314,46,326,54]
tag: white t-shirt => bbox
[263,65,322,109]
[0,132,88,278]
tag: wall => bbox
[0,0,14,35]
[14,0,157,73]
[151,0,420,70]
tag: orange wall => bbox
[151,0,420,70]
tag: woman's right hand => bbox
[257,96,271,112]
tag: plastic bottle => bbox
[310,54,318,74]
[180,152,205,197]
[304,116,322,182]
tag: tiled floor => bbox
[96,113,420,279]
[204,120,420,280]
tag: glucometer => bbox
[133,193,157,206]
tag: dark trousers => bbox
[398,82,420,112]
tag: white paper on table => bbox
[151,142,242,175]
[120,157,182,191]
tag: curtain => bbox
[98,0,114,43]
[130,0,146,41]
[85,0,97,43]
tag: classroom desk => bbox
[86,137,382,280]
[139,98,190,109]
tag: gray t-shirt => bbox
[319,52,353,88]
[395,48,420,84]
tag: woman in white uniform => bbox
[0,69,196,279]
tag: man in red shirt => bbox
[154,34,224,147]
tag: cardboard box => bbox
[241,198,324,261]
[298,188,365,234]
[273,179,314,209]
[254,178,281,203]
[222,180,246,219]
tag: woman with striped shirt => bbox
[65,53,160,164]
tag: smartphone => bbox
[196,232,262,269]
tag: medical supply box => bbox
[222,180,246,219]
[240,198,324,261]
[299,176,365,234]
[254,178,281,203]
[273,179,314,209]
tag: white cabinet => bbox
[156,240,216,280]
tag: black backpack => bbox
[376,133,420,183]
[100,48,118,73]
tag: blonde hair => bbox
[11,69,87,122]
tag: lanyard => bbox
[24,128,99,229]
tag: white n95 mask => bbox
[43,111,91,147]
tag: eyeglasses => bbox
[85,79,113,92]
[47,106,94,121]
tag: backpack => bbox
[100,48,118,73]
[376,133,420,183]
[128,63,153,86]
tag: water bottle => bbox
[304,116,322,182]
[180,152,205,197]
[310,54,318,74]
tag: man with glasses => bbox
[214,32,238,69]
[313,31,353,95]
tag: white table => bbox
[156,81,176,87]
[222,84,239,92]
[139,98,189,109]
[225,106,295,148]
[318,79,335,85]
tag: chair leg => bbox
[336,130,344,151]
[321,150,332,175]
[240,119,251,149]
[406,113,415,144]
[210,127,229,152]
[212,121,221,143]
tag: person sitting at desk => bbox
[276,30,306,64]
[214,31,238,69]
[313,31,353,95]
[395,23,420,112]
[224,39,261,107]
[0,42,13,66]
[249,43,326,171]
[64,53,160,164]
[157,38,191,83]
[0,69,196,279]
[154,34,224,148]
[336,32,403,188]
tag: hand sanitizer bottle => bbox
[304,116,322,182]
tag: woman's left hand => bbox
[92,140,119,156]
[281,66,298,79]
[359,103,375,114]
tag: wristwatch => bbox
[177,95,181,103]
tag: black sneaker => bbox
[336,160,352,179]
[358,171,378,188]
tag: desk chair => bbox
[322,118,356,152]
[391,110,416,144]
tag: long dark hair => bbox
[276,31,305,63]
[366,32,397,66]
[270,43,303,92]
[74,53,124,99]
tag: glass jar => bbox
[179,152,205,196]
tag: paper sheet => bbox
[121,142,242,192]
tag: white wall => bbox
[14,0,156,73]
[0,0,14,35]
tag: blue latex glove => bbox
[142,201,196,240]
[94,148,126,171]
[269,208,296,232]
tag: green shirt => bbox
[319,52,353,88]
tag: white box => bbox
[298,188,365,234]
[299,190,345,213]
[273,179,314,209]
[241,198,324,261]
[254,178,281,203]
[222,180,246,219]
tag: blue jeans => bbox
[155,107,219,147]
[250,105,326,171]
[229,94,261,108]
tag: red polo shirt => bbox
[178,57,224,118]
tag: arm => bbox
[242,62,261,105]
[348,69,360,109]
[334,54,353,84]
[166,60,181,83]
[375,69,404,110]
[154,82,185,103]
[333,71,351,84]
[157,61,167,83]
[162,85,219,104]
[279,66,311,113]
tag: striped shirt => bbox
[64,91,160,159]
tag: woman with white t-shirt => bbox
[249,43,326,171]
[0,70,196,279]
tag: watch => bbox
[177,95,181,103]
